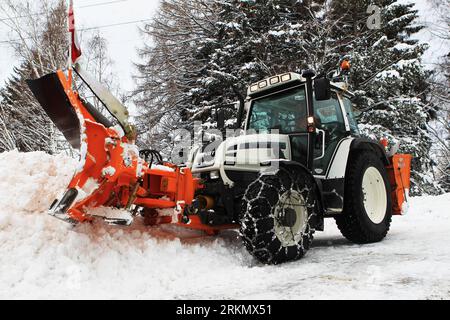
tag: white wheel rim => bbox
[274,191,308,247]
[362,167,387,224]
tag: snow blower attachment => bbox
[27,68,203,228]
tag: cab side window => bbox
[312,93,347,175]
[342,97,360,135]
[314,93,346,138]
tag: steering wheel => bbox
[320,122,342,144]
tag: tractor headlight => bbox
[269,76,280,85]
[250,84,259,92]
[281,73,292,82]
[210,171,220,180]
[258,80,268,89]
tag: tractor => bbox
[28,63,411,265]
[187,69,412,264]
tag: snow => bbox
[372,35,387,47]
[398,0,450,68]
[0,151,450,299]
[102,166,116,177]
[377,69,401,79]
[75,178,100,203]
[151,164,175,172]
[121,142,140,168]
[268,30,286,37]
[392,43,415,51]
[225,22,240,29]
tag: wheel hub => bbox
[362,166,387,224]
[274,190,308,247]
[280,207,297,228]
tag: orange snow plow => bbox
[27,69,213,230]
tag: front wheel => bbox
[335,151,392,244]
[240,166,317,264]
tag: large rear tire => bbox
[240,166,317,264]
[335,151,392,244]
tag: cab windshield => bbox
[248,87,307,134]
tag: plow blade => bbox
[27,73,81,149]
[28,70,142,223]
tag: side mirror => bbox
[314,78,331,101]
[216,108,225,130]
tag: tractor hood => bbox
[191,133,291,185]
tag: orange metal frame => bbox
[56,70,237,233]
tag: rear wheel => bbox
[335,151,392,244]
[240,166,317,264]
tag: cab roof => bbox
[247,72,353,99]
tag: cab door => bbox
[313,92,348,176]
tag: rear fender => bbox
[350,138,389,166]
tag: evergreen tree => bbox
[0,0,68,154]
[134,0,327,153]
[427,0,450,192]
[328,0,440,195]
[136,0,441,194]
[0,63,57,153]
[134,0,217,154]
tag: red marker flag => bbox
[68,0,81,64]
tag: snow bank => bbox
[0,151,449,300]
[0,150,77,214]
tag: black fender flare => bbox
[350,138,389,166]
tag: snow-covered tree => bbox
[327,0,441,195]
[185,0,329,124]
[0,1,119,155]
[136,0,442,194]
[0,0,68,154]
[134,0,218,154]
[77,31,121,122]
[433,53,450,192]
[427,0,450,192]
[134,0,327,154]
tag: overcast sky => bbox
[0,0,161,92]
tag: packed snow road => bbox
[0,151,449,300]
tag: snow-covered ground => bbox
[0,150,449,300]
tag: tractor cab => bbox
[244,72,360,176]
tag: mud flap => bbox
[387,154,412,215]
[26,73,81,149]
